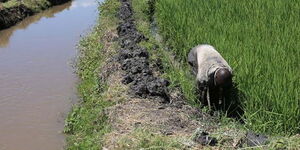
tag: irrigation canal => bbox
[0,0,101,149]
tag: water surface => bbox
[0,0,100,149]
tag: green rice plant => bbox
[155,0,300,135]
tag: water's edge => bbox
[0,0,99,149]
[0,0,71,30]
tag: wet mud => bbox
[117,0,170,101]
[193,130,218,146]
[245,131,268,147]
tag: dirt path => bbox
[97,0,225,149]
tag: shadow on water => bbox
[0,1,72,48]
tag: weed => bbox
[115,128,185,150]
[64,0,120,149]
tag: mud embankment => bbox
[0,1,71,47]
[0,0,70,30]
[117,0,170,101]
[102,0,220,148]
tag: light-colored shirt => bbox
[188,44,232,84]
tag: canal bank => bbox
[0,0,100,149]
[0,0,71,30]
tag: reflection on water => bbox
[71,0,97,8]
[0,2,72,48]
[0,0,99,150]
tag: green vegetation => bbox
[155,0,300,135]
[132,0,199,106]
[0,0,71,30]
[115,128,184,150]
[1,0,51,12]
[64,0,120,149]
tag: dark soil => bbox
[47,0,69,5]
[0,4,33,29]
[0,0,70,30]
[111,0,223,148]
[117,0,170,101]
[193,131,218,146]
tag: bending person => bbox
[188,44,233,109]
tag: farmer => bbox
[188,44,233,109]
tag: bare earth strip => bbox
[100,0,218,149]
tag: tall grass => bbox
[155,0,300,135]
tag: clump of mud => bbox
[117,0,170,101]
[47,0,70,5]
[192,129,218,146]
[245,131,268,147]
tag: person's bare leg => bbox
[199,83,207,105]
[219,88,223,105]
[207,87,211,110]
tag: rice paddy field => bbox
[155,0,300,135]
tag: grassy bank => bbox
[64,0,120,149]
[0,0,70,29]
[1,0,69,11]
[155,0,300,135]
[2,0,50,11]
[65,0,188,149]
[132,0,199,107]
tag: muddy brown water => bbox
[0,0,101,149]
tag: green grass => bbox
[155,0,300,135]
[1,0,51,12]
[64,0,120,149]
[115,128,185,150]
[1,0,20,8]
[131,0,199,106]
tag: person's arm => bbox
[188,47,198,75]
